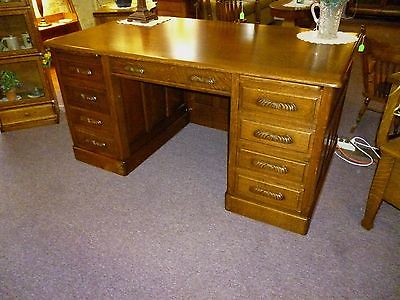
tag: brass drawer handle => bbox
[73,67,93,76]
[253,129,293,144]
[124,65,145,74]
[190,74,216,85]
[249,186,285,201]
[80,116,103,126]
[85,139,106,148]
[80,93,97,102]
[257,98,297,112]
[251,159,288,174]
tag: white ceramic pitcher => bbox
[1,35,20,51]
[311,1,346,40]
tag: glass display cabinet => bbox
[31,0,81,42]
[0,0,59,132]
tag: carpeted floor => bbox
[1,38,399,300]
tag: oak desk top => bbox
[45,17,358,88]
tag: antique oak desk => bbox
[45,18,358,234]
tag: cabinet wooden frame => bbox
[0,0,59,132]
[0,0,29,8]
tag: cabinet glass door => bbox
[0,11,39,55]
[0,57,48,103]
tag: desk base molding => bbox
[225,193,310,234]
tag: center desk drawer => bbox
[240,118,313,153]
[110,58,231,93]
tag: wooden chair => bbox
[361,71,400,230]
[215,0,246,22]
[351,33,400,132]
[198,0,261,23]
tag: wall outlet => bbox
[337,137,356,151]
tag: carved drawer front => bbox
[240,118,313,153]
[237,147,307,184]
[62,83,108,114]
[58,54,103,82]
[235,173,303,211]
[177,66,231,94]
[68,108,113,135]
[110,58,231,94]
[74,130,119,157]
[240,76,320,123]
[0,104,55,126]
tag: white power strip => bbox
[337,138,356,151]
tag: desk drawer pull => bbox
[252,159,288,174]
[257,98,297,112]
[85,139,106,148]
[71,67,93,76]
[190,74,216,85]
[124,65,145,74]
[253,129,293,144]
[80,93,97,102]
[80,116,103,126]
[249,186,285,201]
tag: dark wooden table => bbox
[269,0,313,27]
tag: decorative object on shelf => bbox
[127,0,157,23]
[42,49,52,68]
[0,70,23,101]
[34,0,51,27]
[115,0,132,7]
[1,35,20,51]
[21,32,32,49]
[311,0,346,40]
[28,87,44,98]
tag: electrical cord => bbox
[335,135,380,167]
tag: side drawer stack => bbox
[227,75,322,234]
[55,52,121,160]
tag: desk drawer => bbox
[235,173,303,211]
[237,147,307,184]
[110,58,231,93]
[177,66,231,93]
[63,83,109,114]
[240,76,320,124]
[240,118,313,153]
[58,53,103,82]
[68,108,113,135]
[73,130,119,158]
[240,87,319,124]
